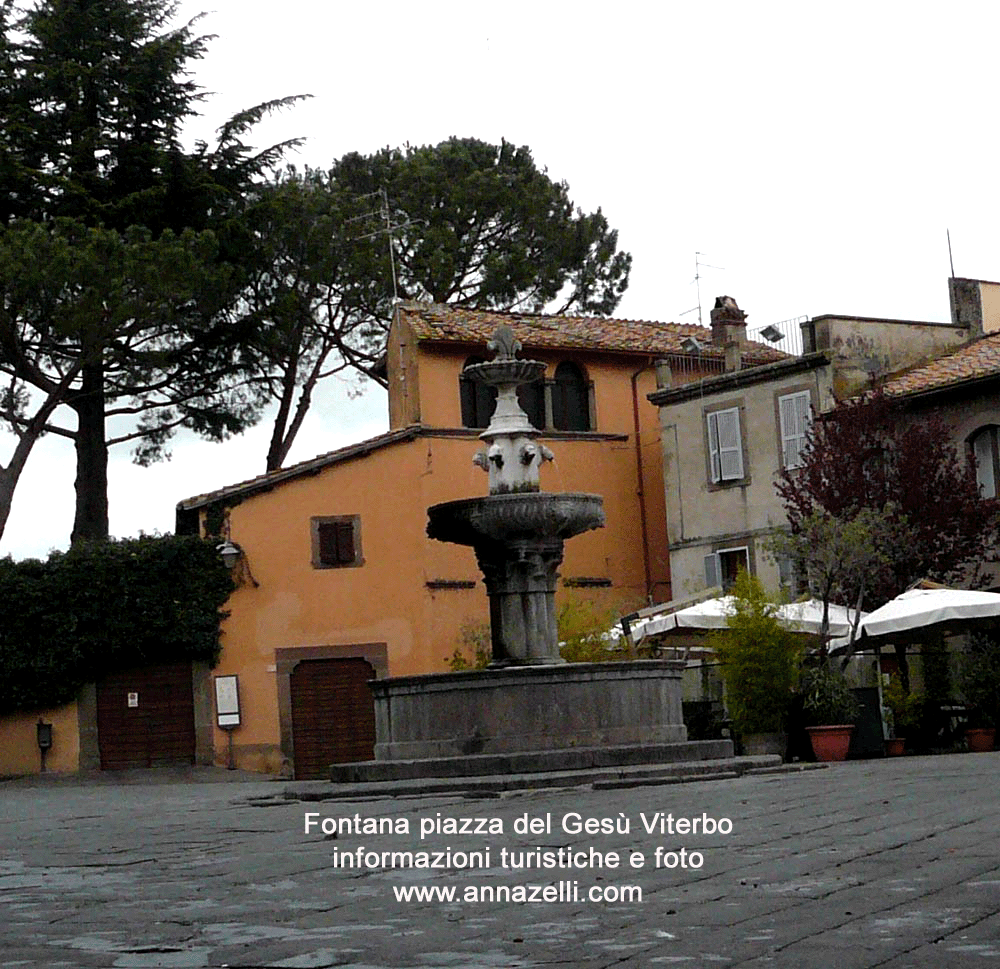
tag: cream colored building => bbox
[649,289,982,599]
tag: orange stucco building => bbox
[172,303,786,777]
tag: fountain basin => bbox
[367,660,688,761]
[427,492,605,546]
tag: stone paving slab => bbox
[1,753,998,968]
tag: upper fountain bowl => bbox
[427,492,605,547]
[464,359,546,388]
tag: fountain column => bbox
[477,538,564,664]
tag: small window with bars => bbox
[311,516,362,569]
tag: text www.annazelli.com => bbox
[392,881,642,904]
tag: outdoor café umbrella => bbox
[855,587,1000,640]
[629,596,863,643]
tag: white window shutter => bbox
[716,408,743,480]
[974,429,997,498]
[707,412,722,482]
[779,391,811,469]
[704,552,721,589]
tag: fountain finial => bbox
[487,325,521,362]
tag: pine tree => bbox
[0,0,302,543]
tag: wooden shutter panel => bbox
[318,520,356,566]
[779,392,811,469]
[335,521,355,564]
[716,408,743,480]
[707,412,721,482]
[704,552,721,589]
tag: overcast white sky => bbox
[4,0,1000,560]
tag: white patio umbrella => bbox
[856,587,1000,640]
[629,596,863,643]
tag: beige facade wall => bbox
[808,315,967,399]
[0,702,80,775]
[978,281,1000,335]
[657,361,834,600]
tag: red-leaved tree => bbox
[776,390,999,609]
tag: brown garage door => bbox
[97,662,195,769]
[289,658,376,779]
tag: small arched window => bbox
[551,361,591,431]
[971,426,1000,498]
[459,357,496,429]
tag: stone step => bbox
[329,738,735,784]
[288,753,788,802]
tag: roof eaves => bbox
[888,369,1000,404]
[648,352,830,407]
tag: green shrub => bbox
[558,595,625,663]
[447,620,491,671]
[709,570,802,735]
[799,662,861,726]
[0,535,232,714]
[960,632,1000,728]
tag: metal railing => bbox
[747,316,807,357]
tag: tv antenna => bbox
[679,252,725,326]
[345,188,424,304]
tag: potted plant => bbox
[799,661,861,761]
[709,570,802,760]
[882,676,920,755]
[960,633,1000,752]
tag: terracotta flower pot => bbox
[965,727,996,753]
[884,737,905,756]
[806,725,854,762]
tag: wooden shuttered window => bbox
[552,362,591,431]
[778,391,812,469]
[311,516,361,568]
[706,407,744,483]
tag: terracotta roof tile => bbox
[397,302,787,365]
[882,333,1000,397]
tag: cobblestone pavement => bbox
[2,753,999,968]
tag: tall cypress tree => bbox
[0,0,301,544]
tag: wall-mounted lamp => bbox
[216,539,242,569]
[759,324,783,344]
[681,336,704,353]
[36,719,52,772]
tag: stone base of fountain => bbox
[329,659,735,784]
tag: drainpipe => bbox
[631,360,654,603]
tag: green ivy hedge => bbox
[0,535,233,715]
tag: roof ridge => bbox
[397,299,695,330]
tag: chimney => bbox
[710,295,747,371]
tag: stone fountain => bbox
[330,327,732,783]
[426,325,604,665]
